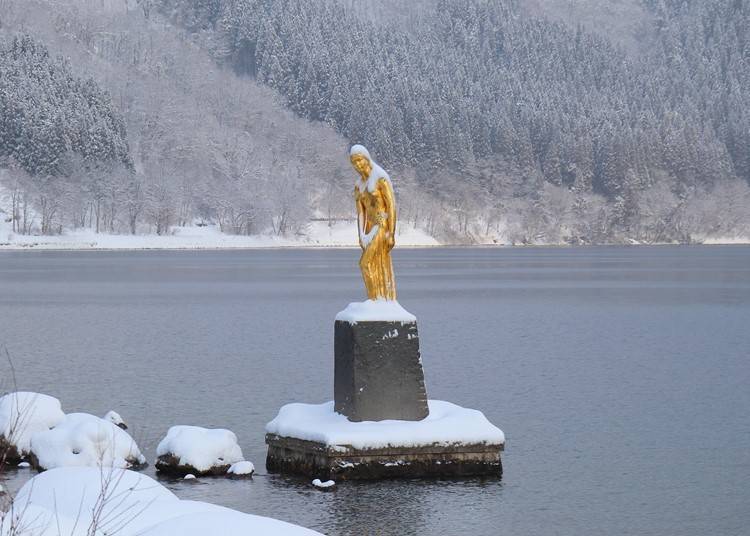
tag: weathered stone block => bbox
[334,320,429,421]
[266,433,503,480]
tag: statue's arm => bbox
[355,188,366,250]
[381,179,396,250]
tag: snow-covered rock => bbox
[103,410,128,430]
[312,479,335,490]
[335,299,417,323]
[29,413,146,470]
[0,467,322,536]
[227,460,255,478]
[0,392,65,464]
[267,400,505,450]
[156,426,245,476]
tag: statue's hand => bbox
[387,233,395,251]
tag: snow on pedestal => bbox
[268,400,504,449]
[156,426,245,476]
[266,400,505,480]
[29,412,146,470]
[0,392,65,464]
[0,467,322,536]
[335,299,416,324]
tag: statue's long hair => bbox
[350,144,391,192]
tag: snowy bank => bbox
[266,400,505,450]
[156,426,245,476]
[335,299,417,323]
[0,221,440,250]
[0,393,65,464]
[0,467,322,536]
[29,412,145,470]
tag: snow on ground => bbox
[156,426,244,473]
[0,219,440,250]
[0,467,322,536]
[30,412,145,470]
[266,400,505,450]
[699,235,750,245]
[335,299,417,323]
[0,392,65,457]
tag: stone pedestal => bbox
[266,433,503,480]
[334,319,428,422]
[265,301,505,481]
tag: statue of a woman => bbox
[349,145,397,301]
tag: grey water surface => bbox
[1,246,749,535]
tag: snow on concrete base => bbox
[266,400,504,450]
[335,299,417,323]
[30,412,146,470]
[0,467,322,536]
[156,426,244,475]
[0,392,65,460]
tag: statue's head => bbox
[349,145,372,178]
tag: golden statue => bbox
[349,145,397,301]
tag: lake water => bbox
[1,246,749,535]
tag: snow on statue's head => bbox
[349,144,391,189]
[349,144,371,161]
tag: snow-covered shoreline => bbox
[0,221,441,251]
[1,221,748,251]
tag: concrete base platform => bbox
[266,433,503,480]
[265,400,505,480]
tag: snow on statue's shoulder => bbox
[335,299,416,324]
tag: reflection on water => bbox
[1,246,749,535]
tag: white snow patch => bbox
[227,460,255,476]
[1,467,322,535]
[16,461,30,468]
[266,400,505,450]
[30,412,145,470]
[0,392,65,456]
[0,221,439,250]
[184,474,197,480]
[699,235,750,245]
[103,410,127,428]
[311,479,335,488]
[360,223,379,248]
[156,426,244,472]
[335,299,417,323]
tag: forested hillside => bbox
[0,36,130,233]
[1,0,748,245]
[0,0,351,240]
